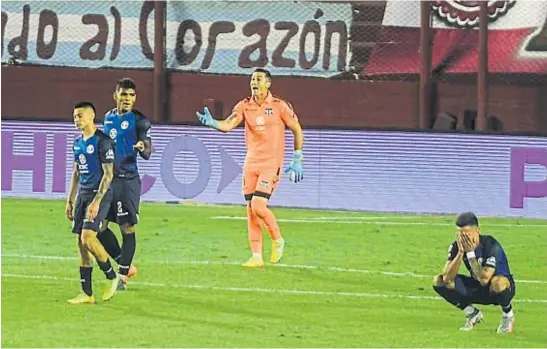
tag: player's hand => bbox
[456,232,465,255]
[86,199,100,222]
[196,107,218,128]
[133,141,145,152]
[284,150,303,183]
[65,201,74,221]
[460,232,476,253]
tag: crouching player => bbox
[65,102,121,304]
[433,212,515,333]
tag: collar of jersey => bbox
[250,91,273,106]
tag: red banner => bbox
[364,0,547,76]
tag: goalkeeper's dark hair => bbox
[456,212,479,227]
[74,101,96,114]
[253,68,272,81]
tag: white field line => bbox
[296,216,441,220]
[2,273,546,304]
[210,216,547,227]
[2,254,547,285]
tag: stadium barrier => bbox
[2,120,546,219]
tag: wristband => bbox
[466,251,476,259]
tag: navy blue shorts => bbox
[72,189,113,234]
[454,274,516,305]
[106,176,141,226]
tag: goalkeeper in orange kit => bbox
[196,68,304,267]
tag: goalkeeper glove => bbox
[196,107,218,129]
[284,150,303,183]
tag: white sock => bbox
[252,253,262,259]
[275,238,285,244]
[503,309,514,318]
[463,305,476,316]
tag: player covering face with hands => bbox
[433,212,515,334]
[196,68,305,267]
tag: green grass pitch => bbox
[1,198,546,347]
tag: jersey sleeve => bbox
[483,240,502,269]
[280,100,299,128]
[231,100,246,123]
[98,137,115,164]
[136,115,152,142]
[447,241,459,261]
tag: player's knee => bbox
[79,257,93,267]
[432,274,445,287]
[80,229,98,248]
[433,274,456,289]
[250,198,268,218]
[490,276,510,293]
[120,224,135,235]
[79,251,93,267]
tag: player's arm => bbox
[467,258,495,286]
[67,162,79,203]
[65,162,79,220]
[196,106,244,133]
[282,101,304,151]
[93,139,115,204]
[215,112,244,132]
[465,239,497,286]
[288,119,304,151]
[135,116,152,160]
[442,242,464,284]
[281,101,304,182]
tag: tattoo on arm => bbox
[216,112,242,132]
[224,113,239,128]
[94,163,114,202]
[468,257,486,279]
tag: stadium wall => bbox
[2,65,546,133]
[2,120,546,219]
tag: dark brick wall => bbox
[2,65,545,134]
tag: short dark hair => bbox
[74,101,96,114]
[456,212,479,227]
[253,68,272,81]
[116,77,137,91]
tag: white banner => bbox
[1,1,352,77]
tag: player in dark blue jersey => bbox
[98,78,152,289]
[433,212,515,333]
[65,102,121,304]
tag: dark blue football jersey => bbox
[103,109,151,178]
[447,235,512,279]
[73,130,115,190]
